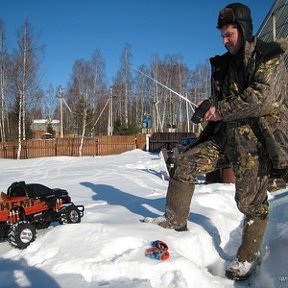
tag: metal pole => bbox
[185,93,190,132]
[272,12,276,40]
[110,90,113,135]
[107,87,113,136]
[58,87,64,138]
[60,98,63,138]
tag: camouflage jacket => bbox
[207,37,288,170]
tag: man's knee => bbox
[172,154,197,183]
[237,201,269,220]
[171,141,221,183]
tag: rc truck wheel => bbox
[8,222,36,249]
[59,205,81,224]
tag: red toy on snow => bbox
[145,240,170,260]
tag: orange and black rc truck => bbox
[0,181,84,249]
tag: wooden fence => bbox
[0,134,147,159]
[148,132,195,152]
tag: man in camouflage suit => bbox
[144,3,288,280]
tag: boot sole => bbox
[174,225,188,232]
[225,270,252,281]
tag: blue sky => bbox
[1,0,273,92]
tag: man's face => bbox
[220,24,243,55]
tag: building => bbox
[31,119,61,139]
[256,0,288,69]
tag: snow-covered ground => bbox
[0,149,287,288]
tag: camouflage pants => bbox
[167,124,270,224]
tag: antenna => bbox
[129,64,197,111]
[129,64,205,132]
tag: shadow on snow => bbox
[81,182,165,219]
[0,257,61,288]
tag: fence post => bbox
[23,144,28,159]
[55,140,57,156]
[146,134,150,151]
[4,145,7,158]
[95,138,98,156]
[13,145,17,159]
[134,136,138,149]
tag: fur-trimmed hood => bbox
[277,37,288,54]
[254,37,288,61]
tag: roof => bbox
[33,119,60,124]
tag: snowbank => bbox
[0,150,287,287]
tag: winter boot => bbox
[225,216,268,280]
[144,178,194,231]
[225,258,259,281]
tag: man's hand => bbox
[204,106,222,121]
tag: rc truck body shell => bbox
[0,181,84,249]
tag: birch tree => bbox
[150,55,163,132]
[45,84,55,119]
[188,61,210,134]
[67,59,94,155]
[10,18,44,158]
[90,49,107,135]
[0,19,8,141]
[133,64,151,126]
[114,43,132,126]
